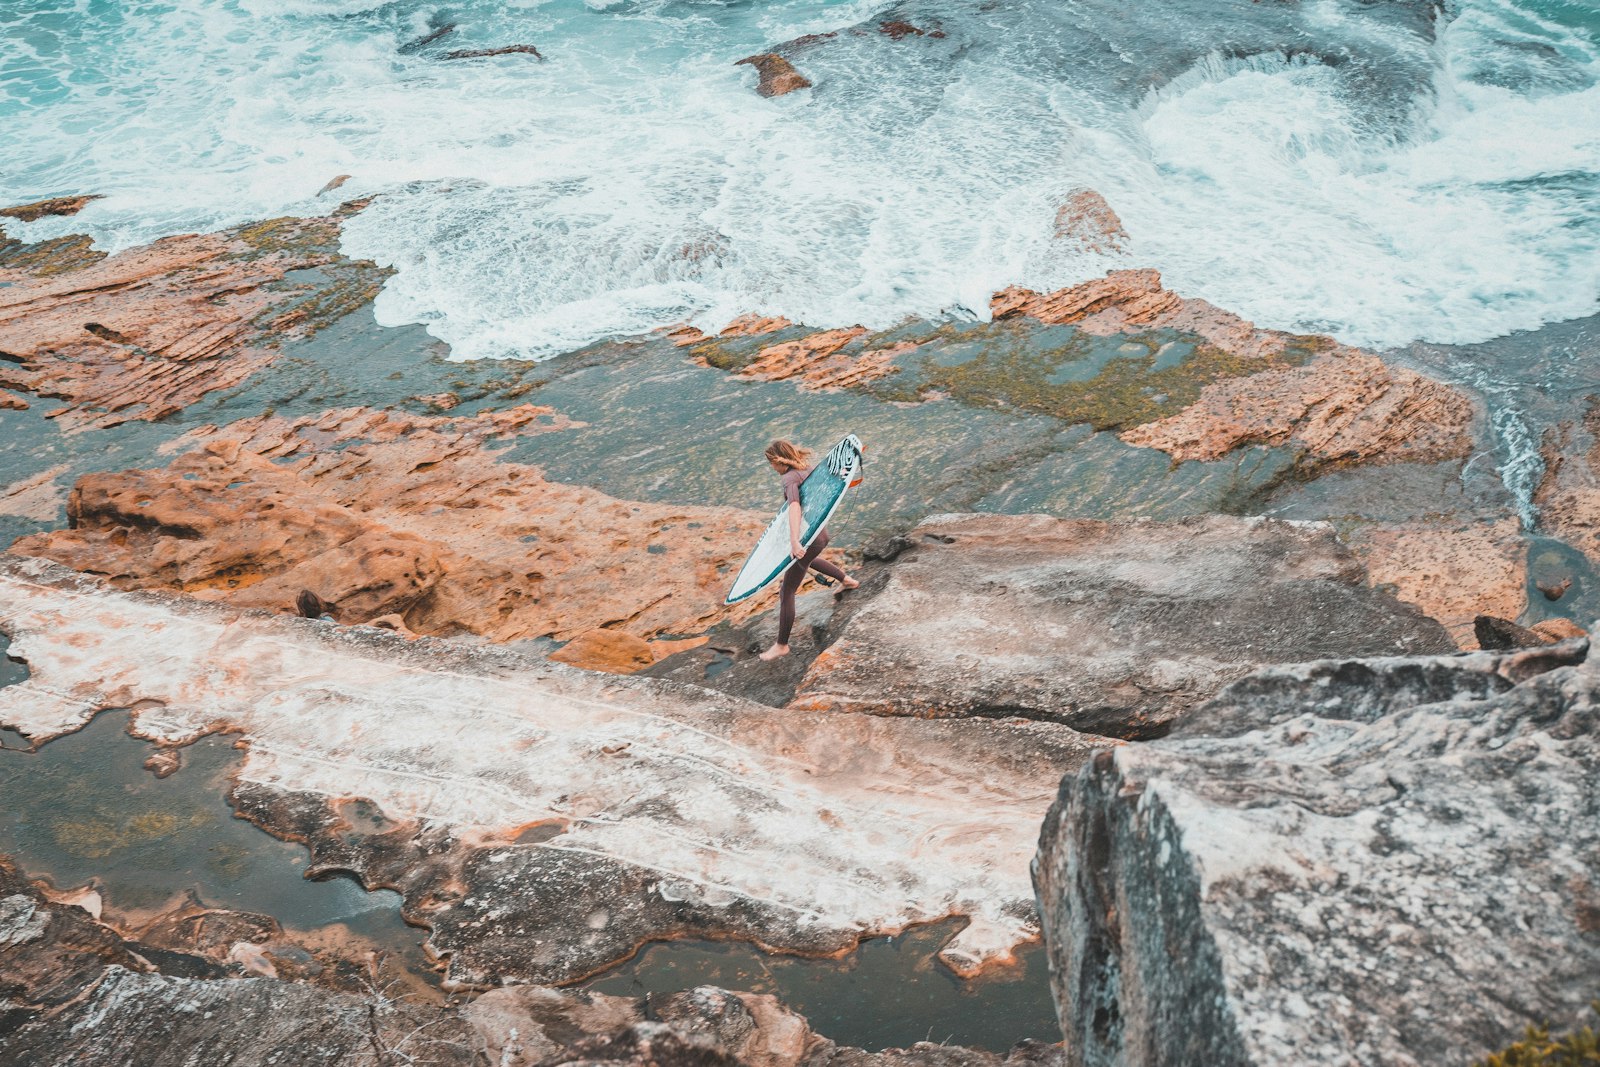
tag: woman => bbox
[759,439,859,661]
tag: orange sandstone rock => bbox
[994,269,1474,467]
[719,312,794,338]
[992,268,1272,358]
[12,405,768,643]
[0,210,382,432]
[735,54,813,97]
[1532,407,1600,570]
[1121,353,1475,466]
[1053,189,1128,255]
[1532,618,1587,643]
[550,629,657,674]
[668,313,793,348]
[730,326,902,390]
[1345,518,1526,649]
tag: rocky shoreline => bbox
[2,195,1596,1063]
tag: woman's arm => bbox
[788,499,804,558]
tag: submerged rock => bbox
[2,879,1058,1067]
[786,513,1455,738]
[1033,639,1599,1066]
[737,54,814,97]
[1052,190,1128,256]
[442,43,543,61]
[0,195,101,223]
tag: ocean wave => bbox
[1,0,1595,357]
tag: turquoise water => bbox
[2,0,1597,356]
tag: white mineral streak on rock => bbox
[1036,645,1600,1066]
[0,894,48,947]
[0,557,1100,974]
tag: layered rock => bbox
[12,405,769,642]
[0,195,101,223]
[0,206,385,431]
[993,269,1475,468]
[708,327,910,391]
[786,513,1455,738]
[1033,640,1599,1067]
[0,556,1104,985]
[1119,353,1475,467]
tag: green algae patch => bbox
[266,260,394,338]
[1475,1005,1600,1067]
[687,324,816,372]
[51,806,216,860]
[862,320,1311,433]
[0,232,106,277]
[227,214,344,262]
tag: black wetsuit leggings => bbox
[776,529,847,645]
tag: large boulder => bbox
[787,513,1456,738]
[1033,639,1600,1067]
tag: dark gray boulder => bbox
[1033,639,1600,1066]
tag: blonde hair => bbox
[764,439,811,472]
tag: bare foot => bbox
[840,576,860,590]
[758,643,790,661]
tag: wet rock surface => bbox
[0,205,386,433]
[737,54,813,97]
[1052,190,1128,256]
[783,513,1455,738]
[0,196,1589,1064]
[2,855,1061,1067]
[1034,639,1600,1067]
[0,557,1103,987]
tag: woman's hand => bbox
[790,541,805,560]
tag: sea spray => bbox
[2,0,1596,359]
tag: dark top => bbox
[781,467,810,505]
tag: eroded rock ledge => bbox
[12,405,769,643]
[0,556,1103,987]
[0,206,385,432]
[1034,640,1599,1067]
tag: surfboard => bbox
[725,434,864,605]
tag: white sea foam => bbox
[1,0,1595,358]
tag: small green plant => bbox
[1476,1004,1600,1067]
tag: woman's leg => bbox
[764,537,829,659]
[804,529,857,588]
[774,558,807,646]
[809,557,847,582]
